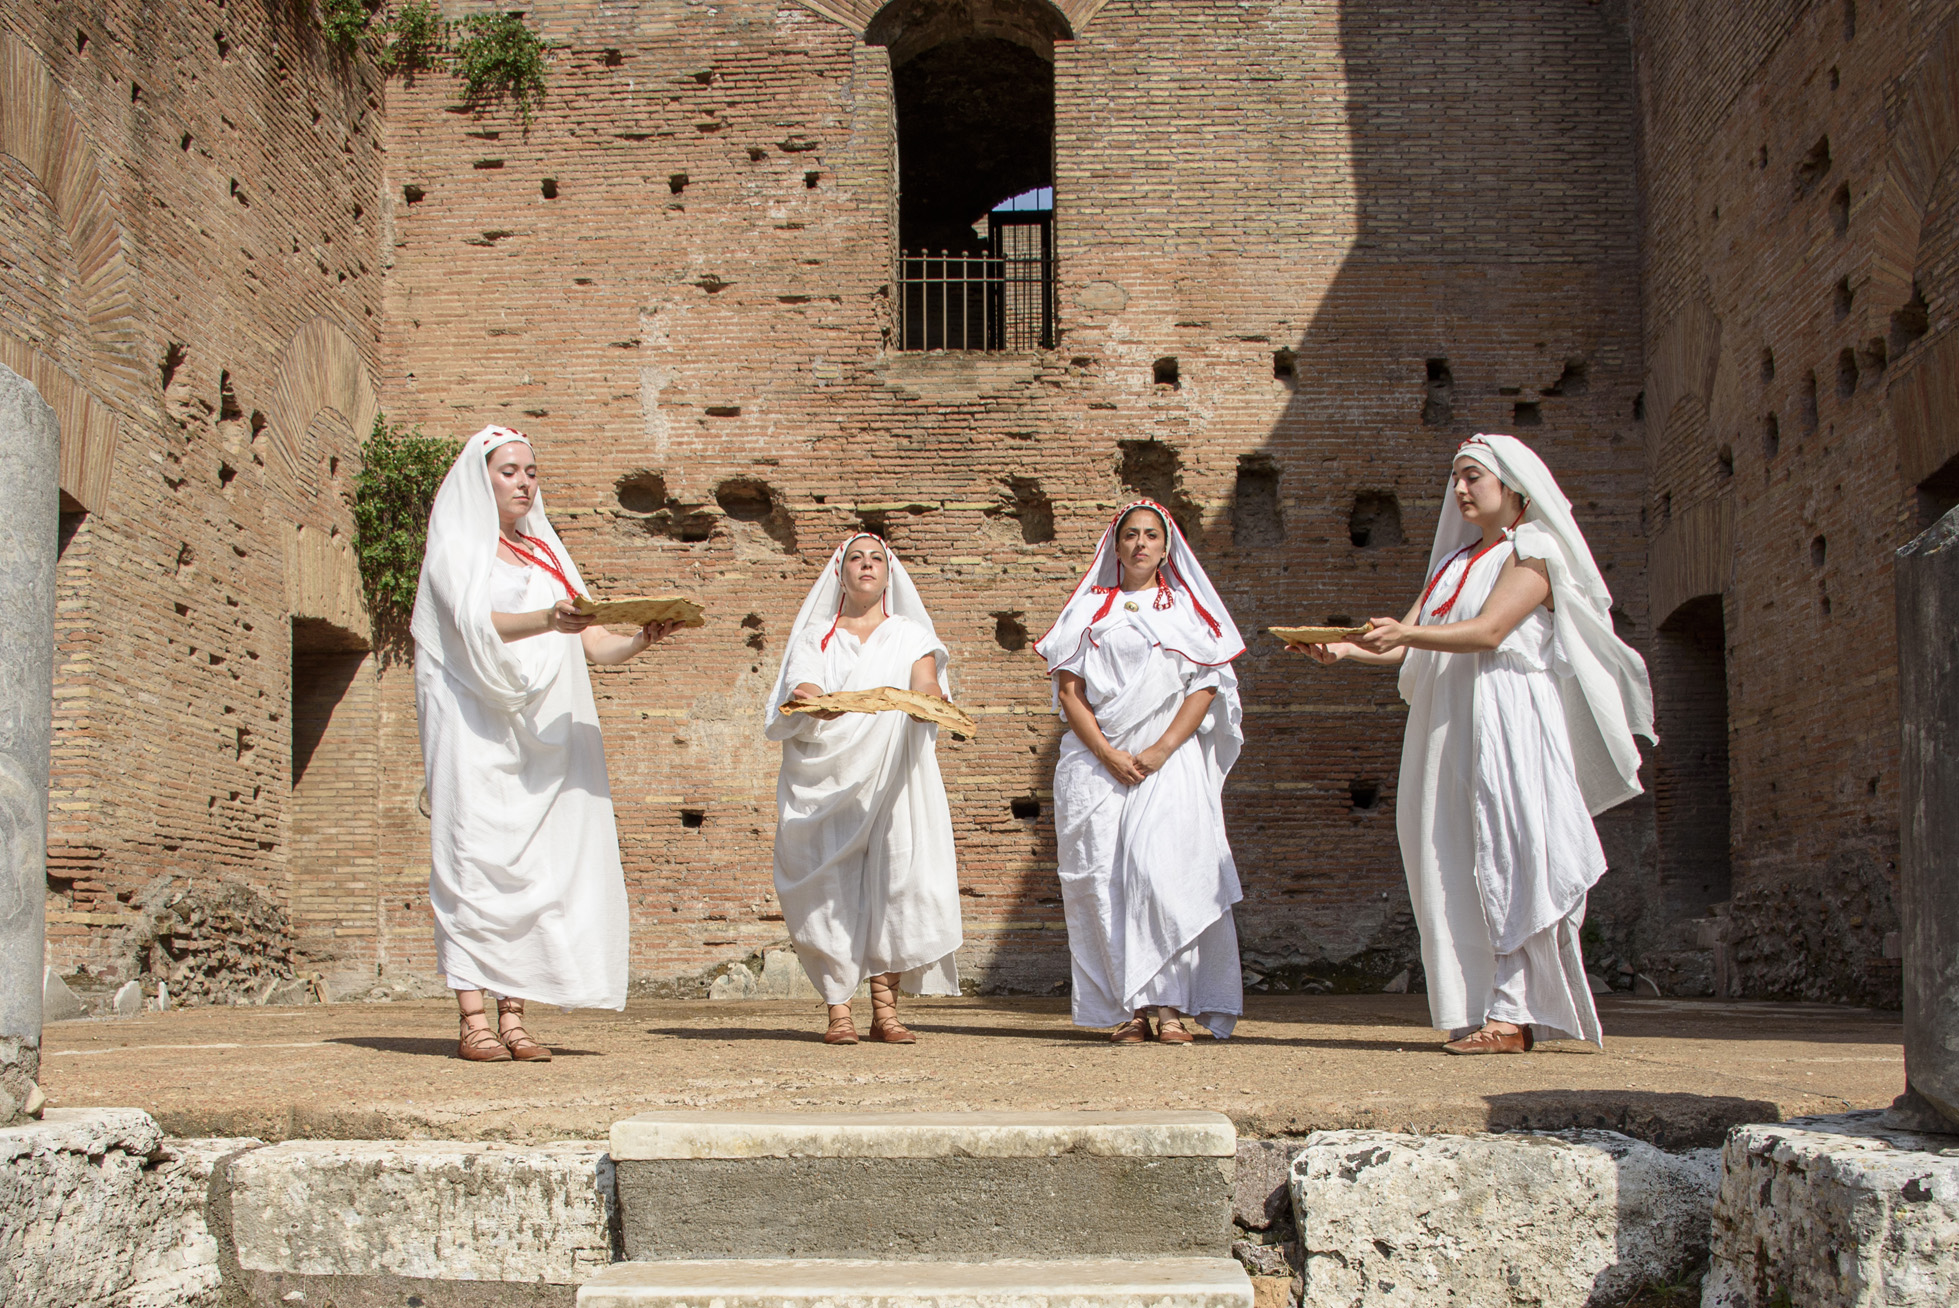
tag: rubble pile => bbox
[132,879,308,1007]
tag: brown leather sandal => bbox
[458,1013,511,1062]
[1110,1015,1151,1044]
[824,1011,860,1045]
[1443,1022,1534,1055]
[865,975,914,1043]
[1155,1014,1195,1045]
[496,998,553,1062]
[868,1018,917,1044]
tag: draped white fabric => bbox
[767,536,962,1003]
[411,427,627,1009]
[1397,488,1630,1045]
[1040,503,1245,1037]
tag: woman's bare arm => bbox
[1293,600,1419,667]
[1352,557,1551,656]
[493,599,592,643]
[908,653,945,699]
[1057,671,1146,786]
[582,620,681,666]
[1136,687,1217,775]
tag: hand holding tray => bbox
[572,595,707,629]
[1269,624,1370,647]
[779,686,979,738]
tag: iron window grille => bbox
[897,205,1054,352]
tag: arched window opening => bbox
[871,0,1065,352]
[1654,595,1732,923]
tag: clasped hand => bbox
[1098,741,1169,787]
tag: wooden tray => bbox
[572,595,707,629]
[1269,624,1369,646]
[779,686,979,738]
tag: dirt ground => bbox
[37,994,1902,1147]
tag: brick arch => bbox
[1642,292,1722,452]
[1865,16,1959,321]
[792,0,1113,39]
[0,33,144,407]
[266,318,378,640]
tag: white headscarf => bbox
[1035,500,1247,673]
[410,425,588,714]
[1404,433,1656,814]
[762,532,948,741]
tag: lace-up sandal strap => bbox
[457,1015,511,1062]
[824,1013,860,1045]
[495,998,552,1061]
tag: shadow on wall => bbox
[1209,0,1647,981]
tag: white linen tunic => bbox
[415,557,629,1008]
[1397,542,1606,1044]
[1053,617,1243,1036]
[773,615,963,1003]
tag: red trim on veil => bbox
[820,532,893,652]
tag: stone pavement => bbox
[36,994,1902,1147]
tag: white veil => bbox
[1403,433,1656,813]
[762,532,948,741]
[410,425,588,714]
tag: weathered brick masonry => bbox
[11,0,1937,1006]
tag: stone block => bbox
[0,1108,257,1308]
[112,979,142,1016]
[1702,1112,1959,1308]
[1290,1128,1719,1308]
[226,1139,617,1284]
[43,966,86,1021]
[611,1111,1236,1261]
[576,1257,1253,1308]
[707,963,757,999]
[1234,1138,1302,1230]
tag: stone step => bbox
[576,1257,1254,1308]
[608,1110,1237,1262]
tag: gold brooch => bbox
[1124,600,1139,611]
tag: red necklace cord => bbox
[502,534,578,600]
[1421,512,1526,619]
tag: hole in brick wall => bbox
[1153,357,1180,387]
[1717,444,1734,478]
[1542,357,1588,396]
[704,404,742,417]
[1795,135,1832,195]
[1512,401,1542,427]
[746,146,768,161]
[214,30,230,59]
[1843,0,1857,40]
[616,470,669,514]
[1010,796,1041,820]
[1811,534,1828,568]
[1891,279,1929,354]
[1633,390,1645,421]
[1837,347,1859,398]
[540,177,558,199]
[180,131,192,152]
[603,48,624,66]
[402,183,425,204]
[992,611,1028,652]
[1763,412,1780,459]
[694,69,715,85]
[76,28,87,53]
[1273,348,1296,381]
[1858,335,1887,382]
[805,170,821,189]
[669,173,688,194]
[218,371,242,422]
[159,342,187,395]
[1001,475,1054,543]
[714,477,798,553]
[854,510,890,539]
[1760,347,1775,382]
[1822,594,1834,616]
[1660,491,1672,522]
[1116,440,1196,532]
[59,502,86,557]
[1422,357,1454,426]
[1800,372,1819,433]
[473,158,504,170]
[1655,593,1733,914]
[1348,492,1404,549]
[1831,183,1851,234]
[219,462,236,488]
[742,612,766,650]
[131,82,142,103]
[1232,454,1284,548]
[1834,276,1853,320]
[1829,66,1840,91]
[1348,780,1381,811]
[230,178,249,206]
[680,809,705,829]
[1917,451,1959,529]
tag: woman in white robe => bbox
[1297,434,1654,1052]
[766,533,963,1044]
[412,427,681,1062]
[1037,501,1246,1043]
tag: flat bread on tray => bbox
[572,595,706,629]
[1269,624,1370,646]
[779,687,979,738]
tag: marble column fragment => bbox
[1896,504,1959,1131]
[0,364,57,1123]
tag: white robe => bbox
[415,557,628,1008]
[773,615,962,1003]
[1053,617,1243,1036]
[1397,542,1606,1044]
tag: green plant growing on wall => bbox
[321,0,376,52]
[353,415,460,645]
[451,11,550,125]
[377,0,446,75]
